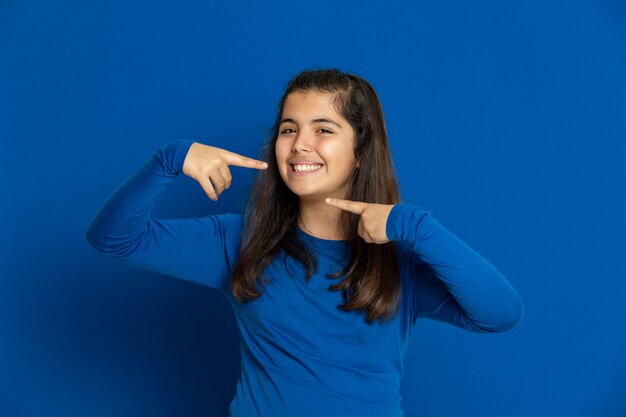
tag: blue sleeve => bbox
[85,139,243,293]
[387,204,523,333]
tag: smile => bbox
[292,164,323,172]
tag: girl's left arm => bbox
[387,204,524,333]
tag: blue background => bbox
[1,1,625,416]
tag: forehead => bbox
[281,90,341,117]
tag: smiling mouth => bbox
[291,164,323,172]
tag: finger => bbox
[209,172,226,196]
[357,221,366,241]
[198,177,218,201]
[219,165,232,190]
[356,221,371,243]
[224,151,268,170]
[325,198,368,215]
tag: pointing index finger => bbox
[224,151,268,170]
[325,198,368,215]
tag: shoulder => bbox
[194,213,244,242]
[194,213,245,271]
[393,240,425,273]
[211,213,244,232]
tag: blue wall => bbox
[2,1,625,416]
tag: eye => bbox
[280,128,296,135]
[317,128,333,134]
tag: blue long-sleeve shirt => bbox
[86,139,523,417]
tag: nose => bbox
[292,131,313,153]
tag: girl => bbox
[86,69,523,417]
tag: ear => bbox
[356,159,361,168]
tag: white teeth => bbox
[293,164,322,172]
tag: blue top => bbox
[86,139,523,417]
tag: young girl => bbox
[86,69,523,417]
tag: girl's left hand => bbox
[325,198,395,244]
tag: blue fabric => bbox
[86,140,523,417]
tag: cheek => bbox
[274,143,289,179]
[339,153,359,180]
[322,141,357,168]
[275,140,289,161]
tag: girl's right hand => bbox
[182,142,268,201]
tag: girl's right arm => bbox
[85,140,267,292]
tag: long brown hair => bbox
[230,69,402,323]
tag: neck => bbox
[298,197,346,240]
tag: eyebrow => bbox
[280,117,342,128]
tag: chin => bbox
[289,188,320,199]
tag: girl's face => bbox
[275,90,359,202]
